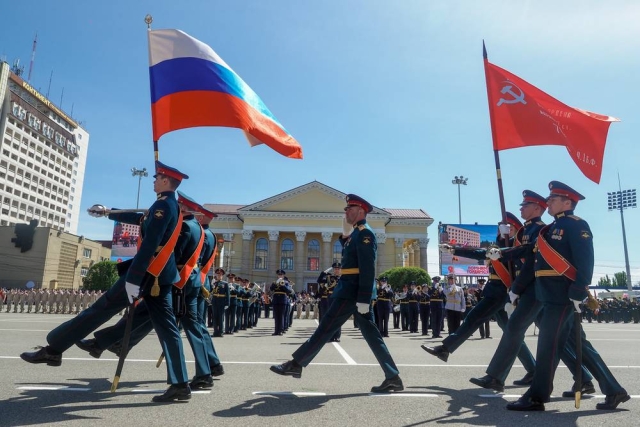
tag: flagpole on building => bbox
[145,14,159,161]
[482,41,508,224]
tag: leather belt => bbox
[535,269,564,277]
[489,274,502,281]
[431,299,443,302]
[340,268,359,275]
[212,294,225,297]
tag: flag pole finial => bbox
[144,14,153,29]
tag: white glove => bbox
[499,223,511,237]
[439,243,454,254]
[324,267,333,274]
[224,306,229,310]
[509,290,519,305]
[571,299,582,313]
[342,217,353,237]
[125,281,140,304]
[356,302,370,314]
[487,247,502,261]
[88,204,109,218]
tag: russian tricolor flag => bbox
[148,29,303,159]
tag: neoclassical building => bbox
[205,181,433,292]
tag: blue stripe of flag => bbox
[149,57,283,129]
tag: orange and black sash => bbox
[536,225,577,281]
[146,210,184,278]
[490,259,512,288]
[174,224,205,290]
[199,242,218,285]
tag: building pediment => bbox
[239,181,389,215]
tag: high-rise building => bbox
[0,61,88,234]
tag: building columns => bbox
[241,230,254,278]
[394,238,404,267]
[321,232,333,270]
[268,231,279,275]
[294,231,306,291]
[412,242,420,269]
[408,246,415,267]
[376,233,386,274]
[419,237,429,273]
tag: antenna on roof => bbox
[28,33,37,82]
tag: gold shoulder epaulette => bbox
[157,196,167,201]
[568,215,582,221]
[357,224,366,231]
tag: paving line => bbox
[17,386,91,391]
[253,391,327,397]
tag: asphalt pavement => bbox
[1,313,638,426]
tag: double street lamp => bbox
[607,185,637,292]
[452,176,468,224]
[131,167,148,209]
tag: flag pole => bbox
[482,41,508,224]
[145,14,159,161]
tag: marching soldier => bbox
[376,277,394,337]
[408,282,420,333]
[419,284,431,336]
[21,161,192,403]
[317,262,342,342]
[271,194,403,393]
[507,181,630,411]
[428,280,444,338]
[211,268,230,337]
[270,270,291,336]
[225,274,238,335]
[425,209,536,382]
[399,285,410,331]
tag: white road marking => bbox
[332,342,357,365]
[479,394,640,399]
[17,386,91,391]
[369,393,439,397]
[253,391,327,397]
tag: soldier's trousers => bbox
[400,304,409,330]
[225,305,236,334]
[430,305,443,336]
[376,301,391,336]
[292,299,399,379]
[47,276,189,385]
[408,303,419,332]
[212,302,225,336]
[420,304,430,334]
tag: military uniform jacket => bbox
[270,281,292,304]
[499,216,545,296]
[377,288,394,301]
[332,219,377,304]
[428,287,445,307]
[199,225,217,290]
[534,210,594,303]
[453,240,517,300]
[229,285,238,306]
[212,281,230,306]
[108,190,180,287]
[175,214,204,288]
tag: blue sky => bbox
[2,1,639,284]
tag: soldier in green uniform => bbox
[211,268,230,337]
[507,181,630,411]
[270,194,403,393]
[21,161,192,402]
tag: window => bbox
[80,267,89,277]
[333,240,343,265]
[307,239,320,271]
[280,238,294,271]
[83,248,92,258]
[254,238,268,270]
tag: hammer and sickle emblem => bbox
[497,81,527,106]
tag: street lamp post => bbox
[451,176,468,224]
[131,167,148,209]
[607,182,636,293]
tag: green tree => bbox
[82,261,119,291]
[378,267,430,290]
[597,275,612,288]
[612,271,628,288]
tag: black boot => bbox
[270,360,302,378]
[76,339,104,359]
[421,344,449,362]
[20,346,62,366]
[189,375,214,390]
[469,375,504,392]
[562,380,596,398]
[371,375,404,393]
[152,384,192,403]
